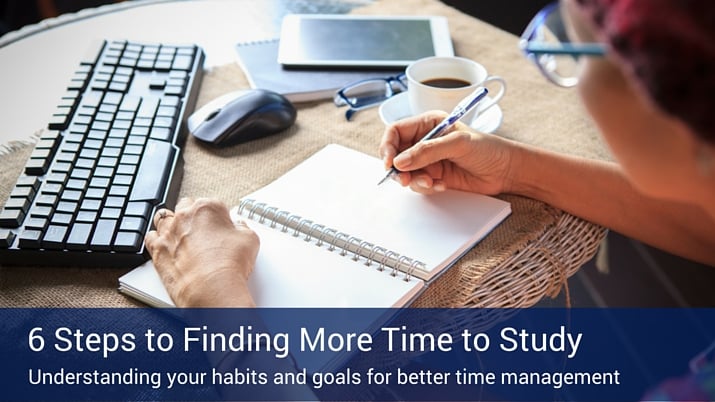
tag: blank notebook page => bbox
[244,144,511,282]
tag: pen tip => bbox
[378,167,398,186]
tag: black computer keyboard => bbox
[0,40,204,267]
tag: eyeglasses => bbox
[333,73,407,120]
[519,2,607,87]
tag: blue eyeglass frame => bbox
[519,2,607,87]
[334,73,407,121]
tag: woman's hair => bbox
[574,0,715,143]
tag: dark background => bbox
[1,0,548,38]
[1,0,713,308]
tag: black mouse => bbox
[187,89,297,146]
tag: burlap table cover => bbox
[0,0,608,308]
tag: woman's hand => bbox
[144,197,260,308]
[379,111,522,195]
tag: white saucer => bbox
[378,92,503,133]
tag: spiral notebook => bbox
[118,144,511,308]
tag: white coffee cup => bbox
[406,56,506,124]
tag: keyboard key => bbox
[10,186,35,199]
[164,86,184,96]
[112,119,131,130]
[85,188,106,199]
[103,92,123,106]
[75,158,96,170]
[95,167,115,178]
[125,201,152,218]
[43,225,68,249]
[63,134,84,144]
[76,211,98,223]
[104,196,125,208]
[115,66,133,76]
[99,103,118,114]
[65,178,87,191]
[30,148,51,160]
[137,97,159,119]
[61,189,81,202]
[18,229,42,249]
[41,183,63,195]
[113,231,143,252]
[109,81,129,92]
[98,157,119,168]
[45,173,67,184]
[171,54,193,71]
[56,151,77,163]
[0,229,16,248]
[66,223,93,250]
[56,201,78,214]
[35,194,58,207]
[120,154,141,166]
[129,139,175,204]
[70,168,92,180]
[16,175,41,190]
[113,174,133,186]
[150,127,172,141]
[90,177,111,188]
[90,219,117,251]
[100,208,122,219]
[48,111,72,130]
[24,217,48,230]
[51,162,72,174]
[80,199,102,211]
[4,197,30,212]
[50,213,73,226]
[119,95,141,112]
[153,117,175,129]
[156,105,178,118]
[120,216,147,234]
[83,90,105,108]
[149,77,166,90]
[0,208,25,228]
[30,206,53,219]
[117,164,136,175]
[25,158,51,175]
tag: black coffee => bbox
[421,77,471,88]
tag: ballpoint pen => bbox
[377,87,489,185]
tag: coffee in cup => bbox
[406,56,506,124]
[421,77,471,88]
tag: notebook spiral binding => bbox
[238,199,426,282]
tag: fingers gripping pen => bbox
[378,87,489,186]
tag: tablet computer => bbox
[277,14,454,68]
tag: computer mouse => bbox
[187,89,297,147]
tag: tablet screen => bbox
[278,15,454,68]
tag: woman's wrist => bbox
[172,264,256,308]
[502,142,550,200]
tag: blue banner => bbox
[1,308,714,401]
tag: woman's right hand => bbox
[378,111,522,195]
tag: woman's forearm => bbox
[511,144,715,265]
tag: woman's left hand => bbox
[144,197,260,308]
